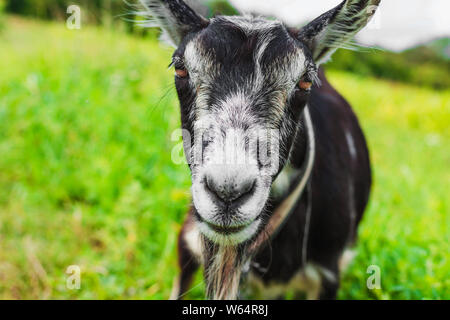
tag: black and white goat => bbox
[139,0,378,300]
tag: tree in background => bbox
[3,0,447,89]
[3,0,237,36]
[4,0,237,23]
[0,0,5,30]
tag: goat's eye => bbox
[172,57,188,79]
[299,80,312,91]
[298,77,312,91]
[175,68,188,78]
[298,68,316,92]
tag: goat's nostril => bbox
[205,175,255,203]
[240,180,255,196]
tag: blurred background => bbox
[0,0,448,299]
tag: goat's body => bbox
[140,0,380,300]
[242,69,372,299]
[174,69,371,299]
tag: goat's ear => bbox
[298,0,381,64]
[139,0,209,47]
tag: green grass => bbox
[0,17,448,300]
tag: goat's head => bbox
[140,0,380,245]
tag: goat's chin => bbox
[197,218,261,246]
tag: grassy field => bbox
[0,17,448,300]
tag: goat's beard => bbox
[201,235,250,300]
[199,207,276,299]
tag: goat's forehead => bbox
[183,16,305,73]
[213,15,284,35]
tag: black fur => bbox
[250,69,371,299]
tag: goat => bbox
[139,0,379,300]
